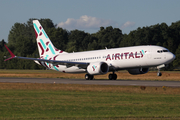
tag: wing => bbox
[4,45,89,69]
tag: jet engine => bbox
[128,68,149,75]
[87,62,109,75]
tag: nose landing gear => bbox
[157,69,162,76]
[157,64,165,76]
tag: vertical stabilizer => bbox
[33,20,67,58]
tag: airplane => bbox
[4,20,176,80]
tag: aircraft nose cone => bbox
[165,53,176,64]
[170,53,176,61]
[172,54,176,60]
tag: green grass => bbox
[0,83,180,119]
[1,69,180,81]
[0,69,53,74]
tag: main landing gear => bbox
[108,72,117,80]
[85,73,117,80]
[85,74,94,80]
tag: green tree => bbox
[0,39,6,52]
[48,27,69,51]
[120,30,136,47]
[8,22,36,56]
[94,26,123,49]
[173,45,180,67]
[66,30,89,52]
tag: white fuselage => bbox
[42,45,175,73]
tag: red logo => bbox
[92,65,97,71]
[106,51,147,61]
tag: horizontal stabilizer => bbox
[4,45,16,61]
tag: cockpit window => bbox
[163,50,169,52]
[157,50,169,53]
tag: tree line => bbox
[0,18,180,70]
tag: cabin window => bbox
[157,50,162,53]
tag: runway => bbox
[0,77,180,87]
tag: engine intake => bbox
[87,62,109,75]
[128,68,149,75]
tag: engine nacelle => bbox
[87,62,109,75]
[128,68,149,75]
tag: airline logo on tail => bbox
[37,40,56,55]
[33,20,66,57]
[33,23,48,39]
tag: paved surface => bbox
[0,77,180,87]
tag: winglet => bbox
[4,44,16,61]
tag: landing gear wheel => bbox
[108,74,117,80]
[109,74,113,80]
[85,74,94,80]
[113,74,117,80]
[157,68,162,76]
[157,72,162,76]
[89,75,94,80]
